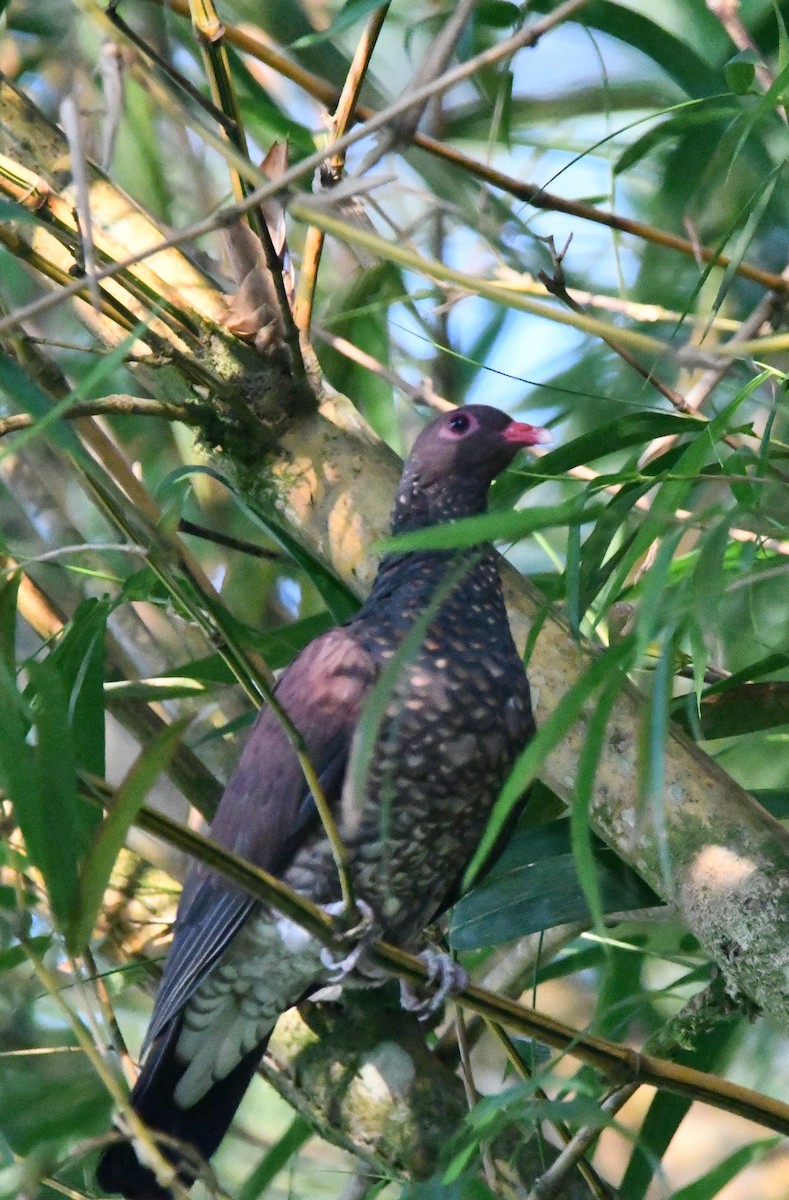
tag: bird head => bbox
[392,405,549,531]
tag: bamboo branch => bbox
[80,776,789,1138]
[142,0,788,294]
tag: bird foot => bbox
[400,948,469,1020]
[319,899,379,983]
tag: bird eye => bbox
[446,412,471,435]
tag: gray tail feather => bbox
[95,1020,269,1199]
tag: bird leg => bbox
[399,948,469,1020]
[319,899,380,983]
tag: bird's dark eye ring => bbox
[447,412,471,434]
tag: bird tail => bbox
[95,1020,269,1199]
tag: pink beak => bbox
[502,420,551,447]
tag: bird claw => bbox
[319,899,379,984]
[400,948,469,1020]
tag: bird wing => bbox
[144,627,378,1047]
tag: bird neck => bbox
[389,472,489,534]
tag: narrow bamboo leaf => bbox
[564,516,581,636]
[450,819,656,950]
[379,497,603,555]
[576,475,655,614]
[0,570,20,676]
[597,391,753,612]
[632,528,684,667]
[238,1115,312,1200]
[404,1174,495,1200]
[776,0,789,74]
[45,597,110,778]
[689,519,729,636]
[290,0,383,48]
[20,662,82,927]
[0,936,51,974]
[462,638,636,890]
[579,6,722,97]
[614,105,739,174]
[157,464,359,623]
[67,715,192,954]
[620,1020,740,1199]
[708,170,779,324]
[0,328,142,460]
[637,631,675,886]
[476,2,520,29]
[727,58,789,165]
[492,412,709,511]
[571,671,629,936]
[668,1137,779,1200]
[680,682,789,739]
[104,677,212,702]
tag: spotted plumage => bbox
[97,405,547,1199]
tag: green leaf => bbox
[462,638,636,890]
[0,571,20,676]
[44,598,110,777]
[238,1115,312,1200]
[67,715,192,954]
[595,391,753,615]
[614,104,739,175]
[156,464,360,623]
[0,936,51,975]
[708,168,780,325]
[403,1173,496,1200]
[637,631,675,885]
[16,662,82,928]
[725,49,761,95]
[667,1137,779,1200]
[677,682,789,740]
[580,3,724,98]
[290,0,385,50]
[493,412,710,511]
[728,57,789,165]
[104,676,212,702]
[571,671,629,935]
[475,1,520,29]
[620,1019,740,1199]
[450,819,656,950]
[378,497,604,555]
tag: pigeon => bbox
[97,404,547,1198]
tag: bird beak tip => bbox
[503,422,551,448]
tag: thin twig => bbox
[294,2,391,334]
[142,0,789,295]
[537,233,686,409]
[0,396,211,439]
[3,116,788,364]
[377,0,477,150]
[455,1007,500,1194]
[639,284,786,468]
[524,979,744,1200]
[188,0,307,383]
[313,324,451,410]
[484,1020,614,1199]
[22,942,194,1200]
[77,778,789,1138]
[178,518,282,560]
